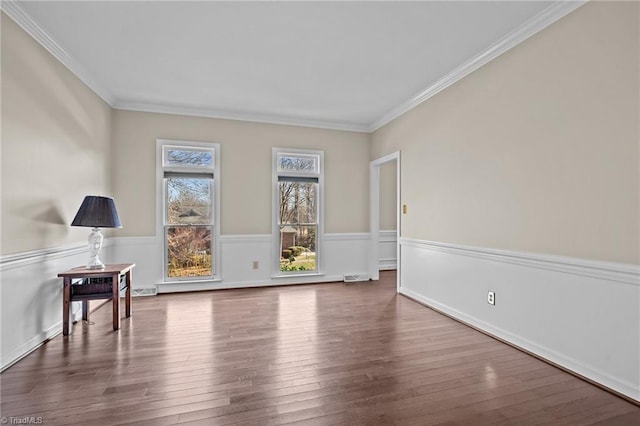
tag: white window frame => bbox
[272,147,324,277]
[156,139,221,283]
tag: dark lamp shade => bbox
[71,196,122,228]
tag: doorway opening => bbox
[370,151,400,292]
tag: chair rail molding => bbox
[0,243,88,272]
[400,238,640,286]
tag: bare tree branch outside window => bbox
[277,155,319,272]
[163,146,215,278]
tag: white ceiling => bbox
[5,1,583,132]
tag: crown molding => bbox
[1,0,116,106]
[3,0,360,132]
[113,101,370,133]
[368,0,588,132]
[2,0,587,134]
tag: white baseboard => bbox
[1,310,84,372]
[156,275,348,293]
[399,237,640,402]
[2,322,61,372]
[378,258,397,270]
[378,230,397,271]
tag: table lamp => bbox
[71,196,122,269]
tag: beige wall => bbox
[4,1,637,265]
[1,13,112,255]
[111,110,370,236]
[372,1,639,265]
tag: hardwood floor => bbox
[1,271,638,425]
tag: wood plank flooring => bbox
[1,271,638,425]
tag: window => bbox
[157,140,220,281]
[273,148,323,275]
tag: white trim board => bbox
[156,275,348,294]
[0,243,88,272]
[1,311,83,372]
[219,234,272,244]
[370,151,401,286]
[324,232,370,241]
[398,237,640,402]
[378,230,398,271]
[114,103,368,133]
[379,230,397,242]
[378,259,397,271]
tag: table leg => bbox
[112,273,120,330]
[63,278,70,336]
[125,270,132,318]
[82,301,89,321]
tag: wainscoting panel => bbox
[399,237,640,402]
[106,236,162,291]
[0,245,88,371]
[323,232,371,279]
[108,233,372,292]
[379,230,397,270]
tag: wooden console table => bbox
[58,263,135,336]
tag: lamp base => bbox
[86,227,105,270]
[86,263,105,270]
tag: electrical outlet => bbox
[487,291,495,305]
[252,261,259,270]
